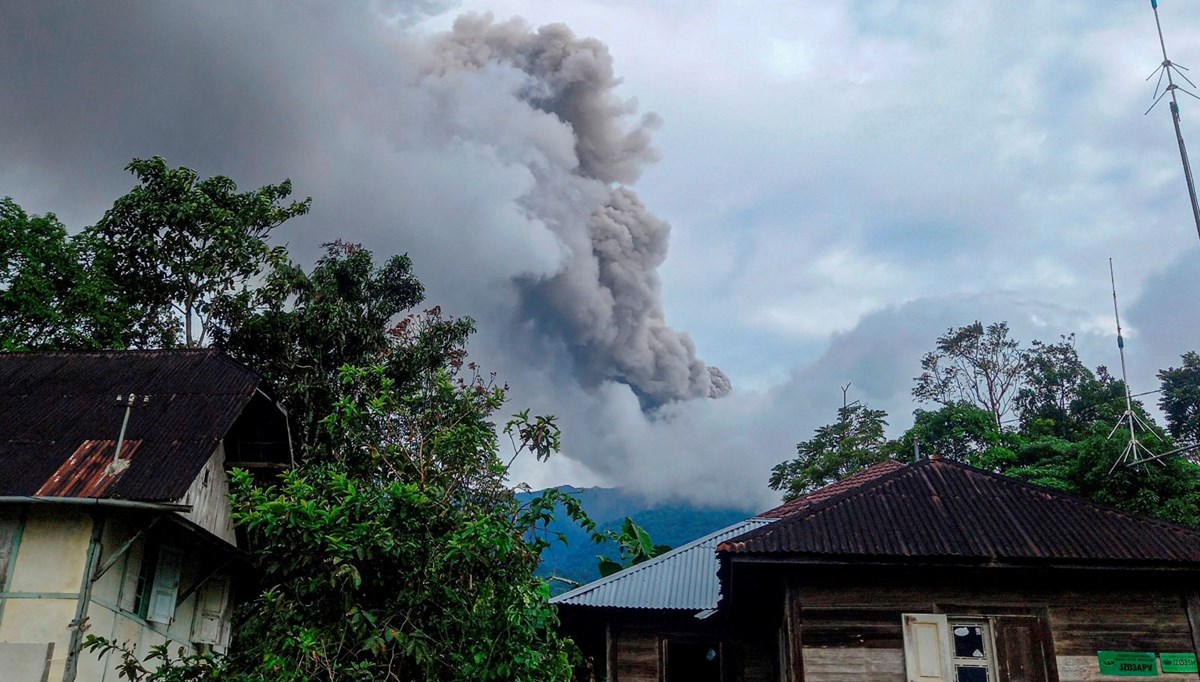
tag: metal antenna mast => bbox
[1106,260,1161,471]
[1146,0,1200,243]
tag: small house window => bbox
[664,639,721,682]
[132,541,183,624]
[949,621,994,682]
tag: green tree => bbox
[214,241,472,452]
[0,199,137,350]
[1158,351,1200,448]
[769,398,892,501]
[913,321,1027,429]
[89,156,310,347]
[893,401,1006,464]
[227,360,578,681]
[1016,335,1095,438]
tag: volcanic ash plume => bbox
[427,15,731,403]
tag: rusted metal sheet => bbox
[34,439,142,498]
[0,350,261,501]
[720,459,1200,566]
[758,460,906,519]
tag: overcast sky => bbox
[4,1,1200,510]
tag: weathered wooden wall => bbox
[609,625,778,682]
[615,630,660,682]
[177,444,236,545]
[790,579,1200,682]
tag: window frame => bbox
[947,618,998,682]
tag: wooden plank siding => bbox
[788,578,1200,682]
[616,630,660,682]
[607,624,779,682]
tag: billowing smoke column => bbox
[427,15,731,403]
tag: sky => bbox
[4,1,1200,511]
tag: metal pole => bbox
[1150,1,1200,243]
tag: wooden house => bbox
[554,461,904,681]
[563,457,1200,682]
[0,350,291,682]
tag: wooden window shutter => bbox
[993,616,1055,682]
[119,540,144,612]
[902,613,953,682]
[146,545,183,624]
[191,576,230,645]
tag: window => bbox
[664,639,721,682]
[902,613,1052,682]
[949,621,995,682]
[131,541,183,624]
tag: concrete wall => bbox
[0,497,237,681]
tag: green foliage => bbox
[5,158,589,681]
[88,156,310,347]
[892,401,1006,464]
[0,199,136,349]
[768,401,893,501]
[215,241,473,453]
[83,637,227,681]
[225,360,578,681]
[1158,351,1200,448]
[596,517,672,578]
[1016,335,1094,438]
[773,322,1200,530]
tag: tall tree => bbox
[1158,351,1200,449]
[893,401,1005,464]
[913,321,1027,429]
[215,241,474,452]
[1016,334,1095,438]
[0,199,149,349]
[769,395,892,501]
[89,156,310,347]
[227,358,578,680]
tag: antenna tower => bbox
[1106,260,1161,471]
[1107,259,1198,468]
[1146,0,1200,243]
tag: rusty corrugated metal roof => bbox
[0,350,260,501]
[757,460,906,518]
[720,458,1200,566]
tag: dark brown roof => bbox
[758,460,906,518]
[0,350,261,501]
[721,458,1200,567]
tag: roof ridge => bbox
[727,461,915,549]
[550,518,772,605]
[757,459,907,518]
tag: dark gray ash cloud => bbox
[0,3,727,424]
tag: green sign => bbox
[1098,651,1158,676]
[1160,653,1198,674]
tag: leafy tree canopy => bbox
[89,156,311,347]
[7,159,589,682]
[769,400,892,501]
[1159,351,1200,448]
[773,322,1200,529]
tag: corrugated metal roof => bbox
[0,350,261,501]
[758,460,906,518]
[721,458,1200,566]
[551,518,775,611]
